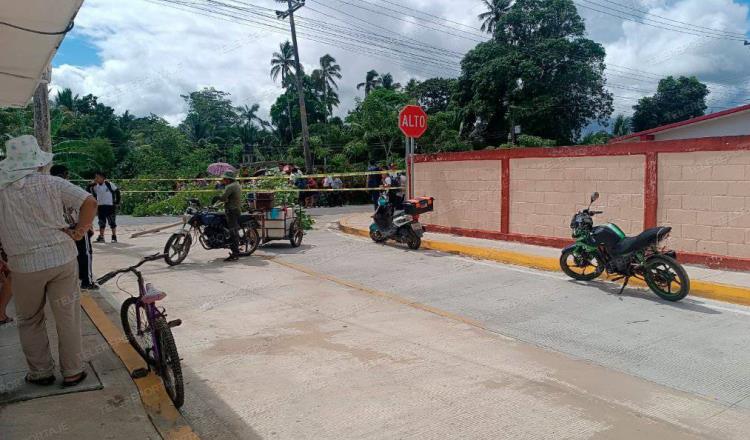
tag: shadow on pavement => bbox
[580,279,722,315]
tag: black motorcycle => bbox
[560,192,690,301]
[369,192,433,250]
[164,199,259,266]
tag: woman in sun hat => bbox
[0,135,98,387]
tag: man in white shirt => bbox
[89,171,120,243]
[0,135,97,387]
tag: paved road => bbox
[91,209,750,439]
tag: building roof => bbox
[609,103,750,143]
[0,0,84,108]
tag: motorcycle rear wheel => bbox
[560,248,604,281]
[643,255,690,302]
[406,231,421,250]
[370,229,387,243]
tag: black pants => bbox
[97,205,117,230]
[226,209,241,255]
[76,232,94,286]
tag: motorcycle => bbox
[369,192,433,250]
[164,198,260,266]
[560,192,690,301]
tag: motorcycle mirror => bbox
[590,192,600,203]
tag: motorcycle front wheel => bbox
[560,248,604,281]
[164,233,192,266]
[370,229,387,243]
[643,255,690,302]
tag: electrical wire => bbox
[0,19,74,35]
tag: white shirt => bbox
[92,181,117,206]
[0,173,90,273]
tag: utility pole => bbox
[277,0,313,173]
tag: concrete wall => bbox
[510,156,645,238]
[413,160,501,231]
[659,151,750,258]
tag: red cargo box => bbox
[403,196,434,215]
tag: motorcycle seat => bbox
[613,226,671,255]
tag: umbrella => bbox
[207,163,236,176]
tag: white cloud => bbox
[51,0,750,125]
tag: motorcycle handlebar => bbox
[591,210,604,215]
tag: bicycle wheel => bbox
[120,297,156,365]
[155,317,184,408]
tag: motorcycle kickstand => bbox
[618,276,630,295]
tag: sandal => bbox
[0,317,13,326]
[25,374,56,386]
[62,371,87,388]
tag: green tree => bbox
[357,70,381,97]
[631,76,709,132]
[179,88,239,150]
[612,114,632,137]
[317,54,342,121]
[412,78,457,114]
[270,41,296,86]
[478,0,512,34]
[456,0,612,145]
[346,88,409,162]
[379,73,401,91]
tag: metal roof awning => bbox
[0,0,84,108]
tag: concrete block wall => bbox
[510,156,645,238]
[413,160,501,231]
[659,151,750,258]
[411,136,750,269]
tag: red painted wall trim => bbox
[501,158,510,234]
[644,152,658,229]
[413,135,750,164]
[424,224,750,271]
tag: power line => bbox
[574,0,746,41]
[596,0,747,39]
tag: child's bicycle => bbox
[97,253,185,408]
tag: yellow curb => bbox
[338,217,750,307]
[80,294,200,440]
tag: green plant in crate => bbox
[249,169,315,230]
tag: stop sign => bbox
[399,105,428,138]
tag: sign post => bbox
[398,105,428,199]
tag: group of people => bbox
[368,163,406,209]
[0,135,119,388]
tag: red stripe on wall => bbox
[501,158,510,234]
[644,152,658,229]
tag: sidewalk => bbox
[0,292,160,439]
[339,213,750,306]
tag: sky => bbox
[51,0,750,126]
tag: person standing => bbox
[367,163,382,210]
[0,135,98,387]
[331,175,344,206]
[218,171,242,262]
[0,245,12,326]
[88,171,120,243]
[51,165,98,290]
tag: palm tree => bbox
[478,0,513,34]
[318,54,342,121]
[270,41,296,139]
[238,103,268,129]
[612,114,633,137]
[380,73,401,91]
[357,70,381,97]
[55,88,76,112]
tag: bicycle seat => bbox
[143,283,167,304]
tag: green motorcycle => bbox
[560,192,690,302]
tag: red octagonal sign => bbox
[399,105,428,139]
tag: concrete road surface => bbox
[92,210,750,439]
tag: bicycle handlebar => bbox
[97,253,165,285]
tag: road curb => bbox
[80,293,200,440]
[338,217,750,307]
